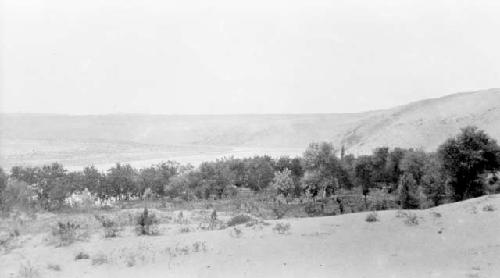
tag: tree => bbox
[244,156,275,192]
[302,142,346,196]
[420,155,448,207]
[397,173,420,209]
[354,155,373,198]
[37,163,67,209]
[371,147,390,183]
[438,126,500,201]
[83,166,104,193]
[270,168,295,198]
[0,167,8,211]
[385,148,406,186]
[47,177,72,210]
[400,149,428,185]
[106,163,138,199]
[10,166,41,185]
[138,162,180,198]
[1,179,34,212]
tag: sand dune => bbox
[1,195,499,278]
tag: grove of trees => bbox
[1,126,499,212]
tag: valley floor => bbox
[1,195,500,278]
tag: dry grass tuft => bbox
[365,212,379,222]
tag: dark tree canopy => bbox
[438,126,500,201]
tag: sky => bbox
[1,0,499,114]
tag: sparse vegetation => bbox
[365,212,379,222]
[431,211,442,218]
[75,251,90,260]
[483,204,495,212]
[227,214,253,227]
[47,263,61,271]
[404,212,419,226]
[136,208,159,236]
[271,203,289,219]
[92,253,109,266]
[95,215,120,238]
[51,221,85,246]
[192,241,207,252]
[273,222,291,234]
[17,261,39,278]
[230,227,243,238]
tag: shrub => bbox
[227,215,252,227]
[431,211,442,218]
[395,210,408,218]
[304,202,323,216]
[404,212,419,226]
[91,253,109,266]
[95,215,120,238]
[136,208,159,236]
[0,229,19,252]
[52,221,82,246]
[192,241,207,252]
[17,261,40,278]
[75,251,90,260]
[47,264,61,271]
[483,204,495,212]
[126,254,136,267]
[365,212,379,222]
[179,226,191,233]
[271,204,289,219]
[229,227,243,238]
[174,211,189,225]
[273,222,291,234]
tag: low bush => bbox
[136,208,159,236]
[174,211,189,225]
[192,241,207,252]
[227,214,253,227]
[47,264,61,271]
[404,212,419,226]
[483,204,495,212]
[125,254,136,267]
[431,211,442,218]
[52,221,84,246]
[95,215,120,238]
[17,261,39,278]
[395,210,408,218]
[0,229,19,252]
[91,253,109,266]
[229,227,243,238]
[271,203,289,219]
[365,212,379,222]
[304,202,323,216]
[273,222,291,234]
[75,251,90,260]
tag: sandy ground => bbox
[1,195,500,278]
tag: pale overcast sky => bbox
[1,0,499,114]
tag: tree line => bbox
[1,126,499,212]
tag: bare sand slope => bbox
[2,89,499,170]
[1,195,500,278]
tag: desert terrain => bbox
[1,195,499,278]
[1,89,499,171]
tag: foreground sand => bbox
[1,195,500,278]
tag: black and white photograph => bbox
[1,0,500,277]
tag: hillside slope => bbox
[344,89,500,154]
[0,89,499,169]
